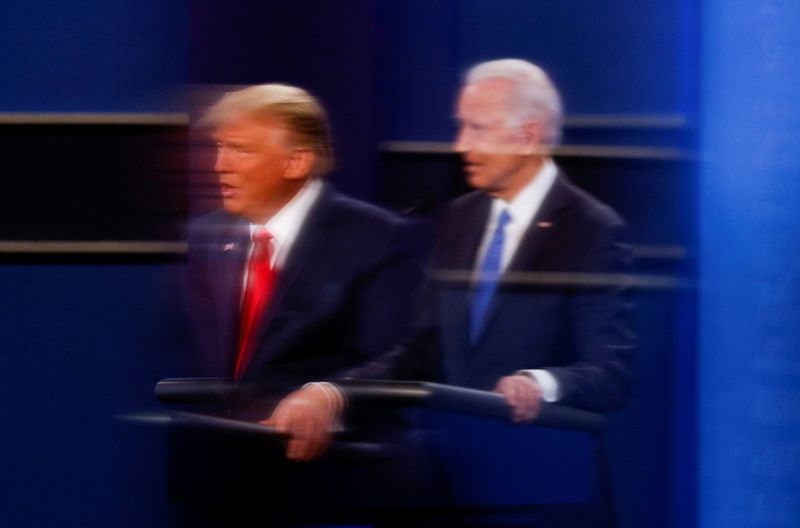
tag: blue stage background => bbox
[2,1,798,527]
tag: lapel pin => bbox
[223,242,235,252]
[536,221,553,228]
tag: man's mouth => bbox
[463,162,482,173]
[220,183,237,198]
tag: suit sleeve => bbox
[546,220,635,412]
[348,219,425,361]
[182,219,229,377]
[341,279,441,382]
[338,217,447,383]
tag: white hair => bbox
[466,59,563,146]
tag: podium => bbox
[155,378,608,526]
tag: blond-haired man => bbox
[185,84,421,418]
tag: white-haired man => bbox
[268,60,634,466]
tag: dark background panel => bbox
[378,151,695,247]
[0,124,187,241]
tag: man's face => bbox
[212,114,294,223]
[454,79,536,199]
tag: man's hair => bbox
[465,59,563,146]
[202,83,334,175]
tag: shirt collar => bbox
[490,158,558,226]
[249,178,323,242]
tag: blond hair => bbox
[202,83,334,175]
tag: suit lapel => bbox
[213,218,250,376]
[238,185,334,375]
[472,172,574,345]
[506,172,573,272]
[440,194,490,367]
[446,193,491,270]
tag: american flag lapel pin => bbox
[223,242,235,252]
[536,221,553,228]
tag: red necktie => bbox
[233,228,276,379]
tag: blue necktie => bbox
[470,208,511,343]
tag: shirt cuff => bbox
[518,369,560,402]
[302,381,346,432]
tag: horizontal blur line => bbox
[631,244,687,259]
[0,113,189,125]
[117,413,172,426]
[0,241,187,254]
[563,114,688,128]
[0,113,685,128]
[554,145,689,160]
[378,141,690,160]
[0,241,684,260]
[431,270,693,290]
[379,141,455,154]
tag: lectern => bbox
[156,378,608,526]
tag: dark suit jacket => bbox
[185,183,422,409]
[351,171,634,413]
[172,184,432,516]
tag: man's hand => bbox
[494,374,542,423]
[260,383,343,462]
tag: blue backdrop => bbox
[3,1,798,527]
[699,1,800,527]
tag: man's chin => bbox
[221,199,243,217]
[465,172,486,190]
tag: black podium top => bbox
[154,377,605,432]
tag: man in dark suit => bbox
[175,86,428,526]
[185,83,421,419]
[269,59,633,464]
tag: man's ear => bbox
[520,119,544,146]
[284,148,316,180]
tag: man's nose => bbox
[454,128,470,153]
[214,148,230,173]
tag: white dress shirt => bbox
[242,178,323,290]
[473,159,562,402]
